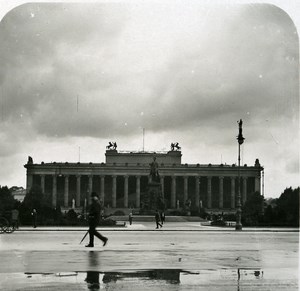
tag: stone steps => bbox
[107,215,207,222]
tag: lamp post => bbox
[236,119,245,231]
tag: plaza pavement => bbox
[14,221,299,232]
[0,221,298,290]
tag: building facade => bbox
[24,148,263,213]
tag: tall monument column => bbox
[219,176,224,209]
[207,176,212,208]
[88,175,93,195]
[195,176,200,208]
[242,177,247,204]
[100,176,105,204]
[76,175,81,207]
[160,176,165,199]
[40,174,45,194]
[255,175,261,193]
[26,173,33,193]
[64,175,69,207]
[124,175,129,208]
[112,175,117,208]
[231,177,236,209]
[136,175,141,208]
[52,174,57,207]
[184,176,188,203]
[171,176,176,208]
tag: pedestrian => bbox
[129,212,133,225]
[31,208,37,228]
[11,208,19,229]
[85,192,108,248]
[160,211,165,225]
[155,210,162,229]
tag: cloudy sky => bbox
[0,0,299,198]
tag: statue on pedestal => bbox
[149,156,160,183]
[140,156,165,213]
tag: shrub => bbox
[100,218,116,226]
[113,210,125,216]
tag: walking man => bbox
[129,212,133,225]
[11,208,19,229]
[31,209,37,228]
[160,211,165,225]
[155,209,162,229]
[85,192,108,248]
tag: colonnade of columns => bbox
[33,174,260,209]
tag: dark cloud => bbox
[0,2,298,196]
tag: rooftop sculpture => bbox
[106,142,117,150]
[171,142,181,151]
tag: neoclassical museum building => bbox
[24,145,264,213]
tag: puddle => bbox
[0,268,298,290]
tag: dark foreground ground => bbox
[0,222,298,290]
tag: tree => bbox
[22,185,44,212]
[275,187,299,226]
[21,185,47,225]
[242,191,264,226]
[0,186,15,216]
[263,205,274,224]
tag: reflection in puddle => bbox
[102,269,182,284]
[24,268,265,289]
[85,271,100,290]
[1,268,298,291]
[238,268,264,280]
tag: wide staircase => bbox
[107,215,207,223]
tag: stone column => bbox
[88,175,93,195]
[195,176,200,207]
[124,175,129,208]
[231,177,235,209]
[171,176,176,208]
[242,177,247,204]
[64,175,69,207]
[136,176,141,208]
[219,176,224,209]
[100,176,105,204]
[112,176,117,208]
[184,176,188,203]
[160,176,165,199]
[40,174,45,194]
[76,175,81,207]
[207,176,212,209]
[52,175,57,207]
[26,173,33,193]
[255,176,261,193]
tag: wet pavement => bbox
[0,223,298,290]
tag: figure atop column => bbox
[237,119,245,144]
[27,156,33,164]
[255,158,261,167]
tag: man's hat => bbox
[91,192,99,198]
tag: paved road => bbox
[0,224,298,290]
